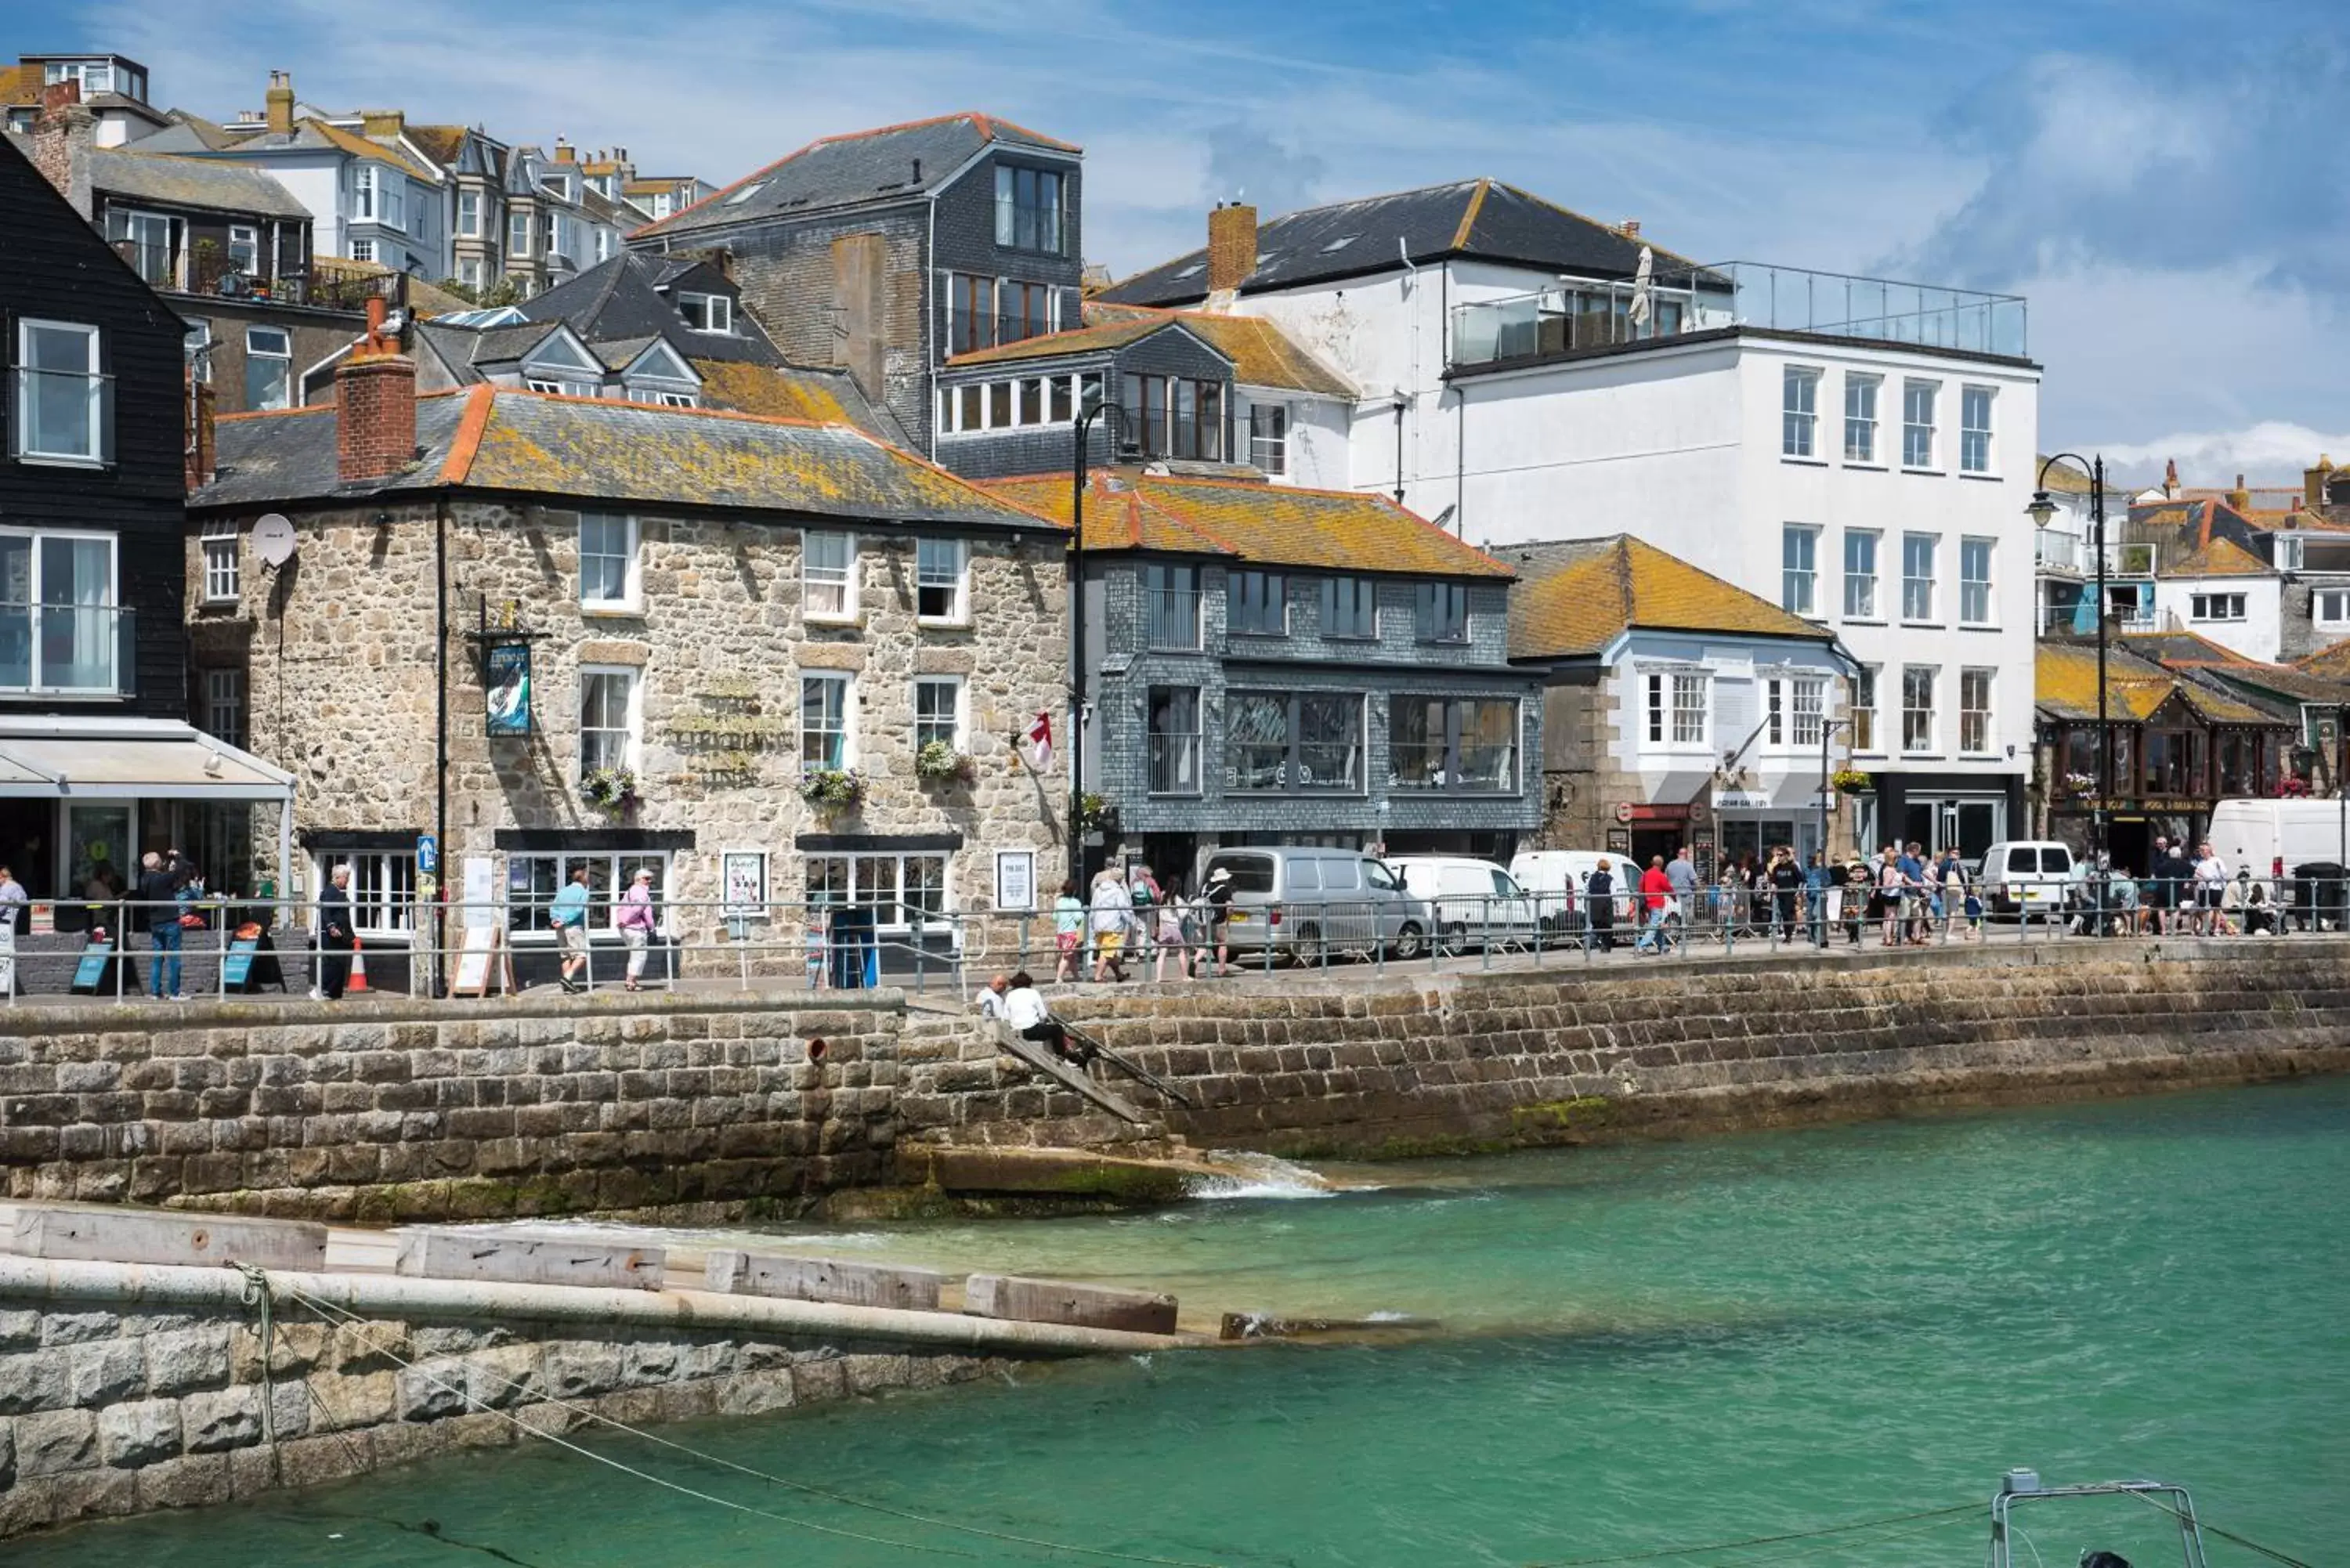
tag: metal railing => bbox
[1705,261,2028,357]
[1144,591,1202,651]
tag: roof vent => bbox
[912,157,922,182]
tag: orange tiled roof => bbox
[304,117,435,180]
[2037,641,2279,726]
[949,316,1174,369]
[2295,640,2350,680]
[2166,537,2273,578]
[1506,535,1829,659]
[979,471,1508,578]
[0,64,41,105]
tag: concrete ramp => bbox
[992,1021,1152,1124]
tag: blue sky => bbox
[60,0,2350,482]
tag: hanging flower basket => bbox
[2057,771,2097,800]
[1829,768,1873,796]
[799,767,866,811]
[1076,791,1116,836]
[914,741,978,785]
[580,767,640,814]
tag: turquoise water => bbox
[22,1078,2349,1566]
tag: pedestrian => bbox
[617,866,658,992]
[2191,840,2228,936]
[1804,851,1831,948]
[2146,835,2177,934]
[1128,862,1159,970]
[1897,842,1930,945]
[1204,866,1236,974]
[973,971,1010,1021]
[1635,855,1672,954]
[1842,858,1871,945]
[1666,846,1699,936]
[1586,858,1616,953]
[140,851,183,1000]
[0,862,25,935]
[316,864,356,1001]
[1768,847,1803,942]
[1939,849,1971,941]
[1089,866,1132,982]
[1001,970,1090,1063]
[550,864,593,992]
[1878,850,1905,947]
[1052,880,1086,983]
[1155,875,1191,981]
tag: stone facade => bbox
[186,495,1068,959]
[0,1296,1010,1538]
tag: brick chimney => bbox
[360,108,404,142]
[337,299,418,483]
[554,137,574,164]
[1207,201,1256,297]
[186,378,216,493]
[2306,454,2334,507]
[265,70,295,136]
[2228,472,2251,511]
[28,82,94,219]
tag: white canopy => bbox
[0,717,295,802]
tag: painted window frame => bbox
[678,292,733,334]
[2189,592,2247,623]
[1901,532,1938,623]
[577,663,641,779]
[200,518,240,605]
[1413,581,1470,644]
[912,674,965,753]
[202,666,246,749]
[1900,664,1937,754]
[1781,524,1819,616]
[801,531,858,623]
[1782,365,1820,458]
[577,511,640,614]
[1319,575,1377,639]
[1959,537,1994,625]
[1959,385,1994,475]
[1249,403,1289,475]
[1842,373,1879,464]
[914,537,968,623]
[1228,569,1288,637]
[1959,667,1994,754]
[245,325,292,413]
[1842,528,1879,620]
[13,319,107,465]
[1147,685,1202,796]
[799,670,855,769]
[1902,380,1939,470]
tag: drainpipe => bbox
[434,494,450,997]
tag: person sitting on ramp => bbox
[1002,970,1094,1064]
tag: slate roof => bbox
[139,115,435,179]
[1503,535,1829,660]
[517,254,783,367]
[1097,179,1711,308]
[2035,641,2277,726]
[951,303,1356,397]
[638,111,1078,238]
[195,385,1046,529]
[2167,537,2275,578]
[978,471,1506,578]
[689,359,909,445]
[87,147,309,219]
[2115,630,2264,667]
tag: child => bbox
[1051,880,1086,984]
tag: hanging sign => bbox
[484,642,533,735]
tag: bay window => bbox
[1645,671,1708,748]
[1226,690,1363,792]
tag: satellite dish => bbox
[254,513,296,568]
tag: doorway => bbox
[0,800,52,900]
[1900,796,2003,865]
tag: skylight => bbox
[1319,235,1358,253]
[721,182,765,206]
[1173,262,1205,279]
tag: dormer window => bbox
[43,60,143,103]
[678,293,732,334]
[993,165,1065,254]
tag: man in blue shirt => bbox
[551,865,593,992]
[1895,842,1928,945]
[1803,851,1832,948]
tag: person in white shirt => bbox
[1003,970,1089,1062]
[974,972,1010,1021]
[1088,869,1133,982]
[2191,841,2229,937]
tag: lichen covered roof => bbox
[2035,456,2095,495]
[197,386,1043,530]
[947,316,1185,370]
[980,471,1508,578]
[948,306,1354,397]
[2165,537,2274,578]
[1505,535,1829,659]
[2295,639,2350,680]
[2036,641,2279,726]
[690,359,909,444]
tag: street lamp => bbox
[2028,454,2109,878]
[1817,714,1851,867]
[1068,393,1131,883]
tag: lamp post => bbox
[1817,715,1851,866]
[1068,394,1129,884]
[2028,455,2109,876]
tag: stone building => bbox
[982,469,1538,877]
[1507,535,1851,870]
[187,336,1065,982]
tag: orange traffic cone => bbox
[346,940,370,995]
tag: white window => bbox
[457,257,484,290]
[1781,525,1818,616]
[678,293,732,334]
[800,671,852,768]
[1644,671,1709,747]
[1959,668,1993,753]
[381,172,405,233]
[802,531,856,621]
[227,226,259,273]
[804,851,949,928]
[508,210,532,259]
[0,529,119,692]
[1901,665,1936,753]
[578,666,639,778]
[1960,386,1994,474]
[245,326,291,412]
[201,518,239,603]
[577,511,638,611]
[334,851,420,936]
[1782,366,1820,458]
[2189,592,2247,623]
[913,675,964,753]
[185,320,212,385]
[1960,537,1993,625]
[1766,676,1828,749]
[915,537,967,622]
[595,229,614,263]
[645,389,696,408]
[203,667,245,748]
[1843,529,1878,619]
[1250,403,1289,475]
[13,320,105,464]
[1903,381,1937,468]
[507,850,673,936]
[1843,374,1878,463]
[2316,590,2350,627]
[457,190,480,237]
[352,164,377,222]
[349,238,375,264]
[1902,532,1936,622]
[526,376,598,398]
[1852,667,1878,753]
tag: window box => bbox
[913,741,976,786]
[579,766,640,814]
[798,766,866,812]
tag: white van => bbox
[1978,841,2078,918]
[2204,800,2350,880]
[1508,850,1607,930]
[1386,856,1539,951]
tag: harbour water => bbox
[20,1076,2348,1566]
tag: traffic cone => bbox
[346,940,370,995]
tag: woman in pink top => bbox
[618,867,658,992]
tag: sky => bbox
[49,0,2350,485]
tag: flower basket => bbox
[2058,771,2096,800]
[914,741,977,786]
[799,767,866,812]
[1075,791,1116,836]
[1829,768,1872,796]
[580,767,640,814]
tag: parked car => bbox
[1978,840,2078,919]
[1385,856,1540,952]
[1200,847,1431,962]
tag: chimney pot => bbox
[266,70,295,136]
[1207,202,1257,298]
[1622,219,1641,237]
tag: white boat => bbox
[1988,1469,2211,1568]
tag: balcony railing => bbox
[1145,591,1202,652]
[2037,600,2157,637]
[8,369,114,464]
[2035,531,2084,575]
[0,604,136,695]
[1148,733,1201,795]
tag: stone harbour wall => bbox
[0,1296,1010,1537]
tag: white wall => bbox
[2150,576,2283,661]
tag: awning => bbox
[0,717,295,802]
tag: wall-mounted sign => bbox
[1714,790,1773,811]
[996,850,1036,913]
[484,642,533,735]
[721,851,768,921]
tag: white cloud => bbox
[2093,423,2341,490]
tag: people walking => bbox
[1052,880,1086,983]
[316,864,356,1001]
[617,866,658,991]
[1089,867,1132,983]
[2190,840,2228,936]
[1666,846,1699,935]
[1635,855,1672,954]
[1586,859,1617,952]
[551,865,592,992]
[1155,875,1193,981]
[1128,863,1159,970]
[1804,851,1831,948]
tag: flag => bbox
[1628,244,1654,327]
[1020,712,1053,774]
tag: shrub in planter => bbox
[915,740,977,784]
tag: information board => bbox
[222,936,260,990]
[70,942,113,994]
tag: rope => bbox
[1519,1502,1982,1567]
[231,1261,283,1485]
[2127,1487,2319,1568]
[281,1282,1230,1568]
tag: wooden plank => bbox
[9,1205,328,1270]
[703,1250,948,1311]
[394,1230,664,1291]
[1060,1022,1198,1108]
[991,1021,1149,1124]
[964,1274,1178,1335]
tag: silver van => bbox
[1201,847,1432,962]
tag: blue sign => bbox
[416,834,439,876]
[222,936,260,990]
[71,942,113,994]
[484,642,533,736]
